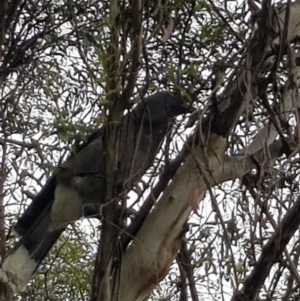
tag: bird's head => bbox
[141,91,195,124]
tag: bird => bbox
[0,91,193,292]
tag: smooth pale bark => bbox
[111,139,285,301]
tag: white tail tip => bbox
[1,244,37,292]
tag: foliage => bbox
[2,0,300,300]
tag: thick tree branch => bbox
[92,1,122,300]
[112,136,285,301]
[121,0,142,101]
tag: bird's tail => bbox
[0,204,64,292]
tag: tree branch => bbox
[0,0,7,56]
[231,195,300,301]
